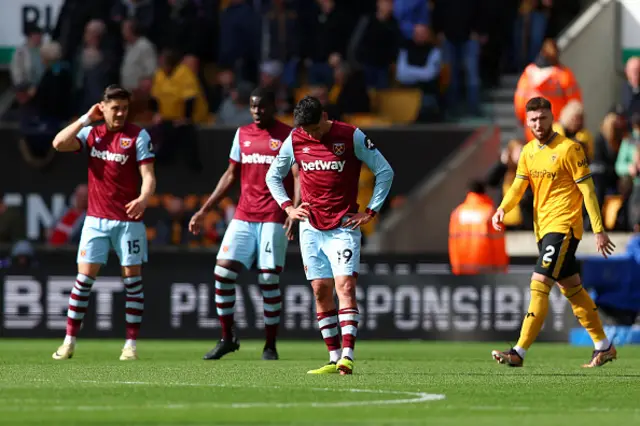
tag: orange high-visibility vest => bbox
[449,193,509,275]
[514,64,582,142]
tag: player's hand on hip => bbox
[189,210,205,235]
[343,212,372,230]
[125,197,148,220]
[595,232,615,259]
[86,103,103,123]
[283,217,296,240]
[492,208,505,231]
[286,202,310,221]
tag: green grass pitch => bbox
[0,339,639,425]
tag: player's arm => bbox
[189,130,240,234]
[498,150,530,213]
[291,163,301,208]
[52,104,102,152]
[266,134,309,219]
[126,130,157,220]
[345,129,394,229]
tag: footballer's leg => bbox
[115,221,149,361]
[492,233,562,367]
[203,220,254,360]
[53,217,109,360]
[326,225,362,375]
[256,222,287,360]
[300,221,340,374]
[556,238,616,367]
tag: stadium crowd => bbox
[4,0,589,248]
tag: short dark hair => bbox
[468,180,486,195]
[102,84,131,102]
[525,97,552,112]
[294,96,323,127]
[250,87,276,106]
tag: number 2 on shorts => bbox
[543,245,555,263]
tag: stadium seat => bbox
[343,113,392,128]
[603,194,623,230]
[375,89,422,124]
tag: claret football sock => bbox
[214,265,238,340]
[317,310,341,362]
[65,274,95,338]
[560,285,609,349]
[515,280,551,351]
[124,276,144,341]
[338,307,360,361]
[258,268,282,348]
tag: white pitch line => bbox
[0,380,445,411]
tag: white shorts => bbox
[217,219,288,270]
[299,219,361,280]
[77,216,148,266]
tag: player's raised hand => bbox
[595,232,616,259]
[343,212,373,230]
[125,197,148,220]
[492,208,505,231]
[189,211,205,235]
[86,103,103,123]
[286,202,310,221]
[283,217,296,240]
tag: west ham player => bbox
[50,85,156,361]
[189,88,298,361]
[266,96,394,374]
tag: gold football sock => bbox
[515,280,551,350]
[560,285,608,345]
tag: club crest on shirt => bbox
[269,139,282,151]
[333,142,345,156]
[120,137,133,149]
[550,153,558,163]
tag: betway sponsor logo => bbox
[300,160,346,172]
[90,146,129,165]
[242,153,275,164]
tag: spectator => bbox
[154,196,193,245]
[393,0,429,41]
[335,65,371,116]
[395,24,442,122]
[513,0,550,71]
[349,0,400,88]
[258,60,294,114]
[309,85,342,120]
[617,113,640,230]
[0,192,25,244]
[10,25,44,104]
[216,81,255,126]
[210,68,236,113]
[263,0,301,88]
[433,0,487,117]
[48,184,88,246]
[307,0,352,86]
[151,48,208,172]
[7,240,38,274]
[218,0,261,83]
[591,111,626,228]
[111,0,155,38]
[120,19,158,92]
[514,38,582,142]
[553,100,594,162]
[621,57,640,123]
[480,0,519,85]
[449,180,509,275]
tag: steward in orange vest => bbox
[449,181,509,275]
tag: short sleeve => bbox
[135,129,155,163]
[229,129,241,163]
[565,142,592,183]
[76,126,92,148]
[515,148,529,180]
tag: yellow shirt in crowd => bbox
[152,63,209,123]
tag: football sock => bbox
[338,307,360,360]
[124,276,144,341]
[317,310,341,362]
[124,339,136,349]
[258,268,282,348]
[515,280,551,351]
[214,265,238,341]
[560,285,609,349]
[65,274,95,339]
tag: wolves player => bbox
[266,96,394,374]
[50,85,156,361]
[492,97,616,367]
[189,88,298,360]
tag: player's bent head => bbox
[294,96,324,128]
[468,180,486,195]
[101,85,131,128]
